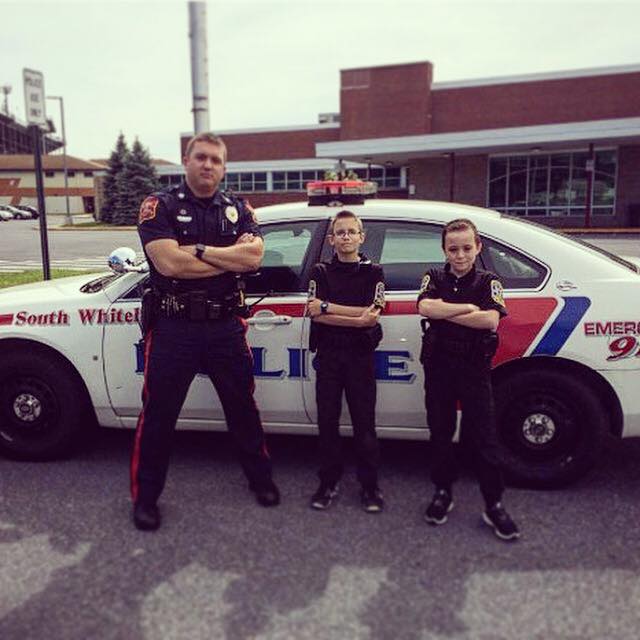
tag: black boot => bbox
[133,502,161,531]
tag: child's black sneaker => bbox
[424,489,454,525]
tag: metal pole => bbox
[47,96,72,225]
[31,124,51,280]
[449,152,456,202]
[189,2,210,133]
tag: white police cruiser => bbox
[1,181,639,488]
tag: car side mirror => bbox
[108,247,147,273]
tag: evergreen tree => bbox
[114,138,160,226]
[101,133,129,224]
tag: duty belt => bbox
[159,291,238,321]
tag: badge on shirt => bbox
[374,282,386,310]
[138,196,159,224]
[307,279,317,301]
[225,206,238,224]
[419,274,431,294]
[491,279,505,307]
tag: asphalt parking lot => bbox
[1,430,640,639]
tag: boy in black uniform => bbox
[306,210,386,513]
[417,218,520,541]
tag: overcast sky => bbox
[3,0,640,164]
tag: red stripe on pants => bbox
[130,331,154,503]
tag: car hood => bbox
[620,255,640,272]
[0,273,111,307]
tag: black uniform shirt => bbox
[137,182,261,298]
[309,254,385,348]
[417,263,507,343]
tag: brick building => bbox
[180,61,640,228]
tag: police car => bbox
[1,181,639,489]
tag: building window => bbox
[67,170,76,178]
[83,171,92,177]
[45,171,55,178]
[488,150,616,217]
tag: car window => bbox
[353,220,445,291]
[245,220,323,295]
[480,238,548,289]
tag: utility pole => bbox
[47,95,72,226]
[188,2,210,134]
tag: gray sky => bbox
[3,0,640,164]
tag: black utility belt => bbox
[159,292,239,321]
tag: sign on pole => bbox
[23,68,47,127]
[23,68,51,279]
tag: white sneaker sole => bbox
[482,512,521,541]
[310,489,339,510]
[424,500,454,525]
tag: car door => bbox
[301,218,446,432]
[103,216,326,429]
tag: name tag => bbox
[177,215,192,223]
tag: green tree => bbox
[101,133,129,224]
[114,138,160,226]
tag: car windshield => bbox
[499,213,640,274]
[80,273,123,293]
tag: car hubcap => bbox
[522,412,556,445]
[13,393,42,423]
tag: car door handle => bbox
[247,315,293,326]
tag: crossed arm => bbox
[418,298,500,331]
[145,233,263,279]
[307,298,380,328]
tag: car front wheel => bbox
[494,369,607,489]
[0,351,88,460]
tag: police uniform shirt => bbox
[309,254,385,347]
[137,182,261,298]
[417,263,507,342]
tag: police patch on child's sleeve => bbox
[138,196,159,224]
[490,279,505,307]
[420,274,431,294]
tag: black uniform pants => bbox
[130,315,272,505]
[315,346,379,488]
[423,351,504,506]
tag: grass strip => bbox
[0,269,99,290]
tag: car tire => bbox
[494,369,607,489]
[0,351,89,460]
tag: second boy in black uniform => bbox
[306,210,386,513]
[417,218,520,541]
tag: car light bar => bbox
[306,180,378,206]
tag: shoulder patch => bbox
[490,279,505,307]
[308,279,317,301]
[419,274,431,294]
[139,196,159,224]
[374,281,386,309]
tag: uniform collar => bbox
[176,181,223,204]
[331,252,372,266]
[444,261,477,284]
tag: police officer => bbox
[131,132,279,531]
[306,210,385,513]
[417,218,520,541]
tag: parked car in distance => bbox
[0,205,18,220]
[15,205,39,219]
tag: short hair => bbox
[442,218,480,249]
[184,132,227,161]
[329,210,364,234]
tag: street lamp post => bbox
[46,95,72,226]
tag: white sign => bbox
[23,68,46,127]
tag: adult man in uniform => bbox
[306,210,385,513]
[417,218,520,541]
[131,132,279,531]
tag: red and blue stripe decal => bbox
[529,296,591,356]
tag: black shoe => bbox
[483,503,520,541]
[250,481,281,507]
[424,489,454,525]
[360,486,384,513]
[310,482,339,510]
[133,502,160,531]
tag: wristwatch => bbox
[320,301,329,314]
[195,243,206,260]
